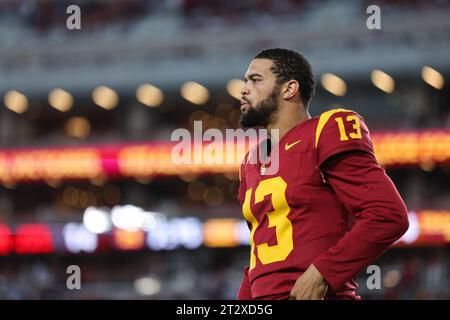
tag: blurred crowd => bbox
[0,246,448,300]
[0,0,150,32]
[0,0,313,32]
[2,0,450,35]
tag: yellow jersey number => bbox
[335,114,362,141]
[242,176,293,270]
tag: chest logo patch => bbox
[285,139,302,151]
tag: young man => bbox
[237,48,409,300]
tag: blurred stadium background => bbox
[0,0,449,299]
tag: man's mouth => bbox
[240,103,249,112]
[240,99,250,112]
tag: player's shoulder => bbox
[316,107,363,124]
[314,107,367,147]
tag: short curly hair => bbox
[254,48,315,107]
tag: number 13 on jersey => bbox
[242,176,293,270]
[335,115,362,141]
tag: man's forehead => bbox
[244,58,274,78]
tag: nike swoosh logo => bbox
[285,140,302,150]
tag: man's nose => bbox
[241,85,249,96]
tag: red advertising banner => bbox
[0,129,449,183]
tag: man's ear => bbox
[283,80,300,100]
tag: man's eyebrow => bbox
[245,73,263,80]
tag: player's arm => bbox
[311,109,409,292]
[313,150,409,292]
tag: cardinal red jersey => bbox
[238,108,374,299]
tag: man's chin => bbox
[239,118,263,129]
[239,121,252,129]
[239,104,273,128]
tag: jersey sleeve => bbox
[315,109,374,167]
[312,151,409,291]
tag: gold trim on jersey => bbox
[315,108,354,148]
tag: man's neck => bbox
[267,109,311,143]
